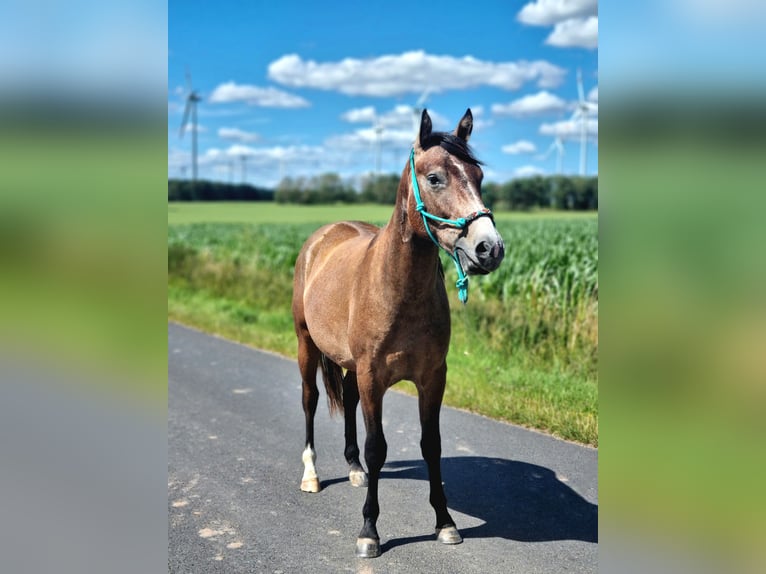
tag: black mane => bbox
[421,132,483,166]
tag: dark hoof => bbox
[355,537,381,558]
[436,525,463,545]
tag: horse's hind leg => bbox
[298,330,321,493]
[342,371,368,487]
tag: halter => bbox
[409,148,493,304]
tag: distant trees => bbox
[359,174,400,204]
[274,173,357,204]
[169,173,597,211]
[490,176,598,211]
[168,179,273,201]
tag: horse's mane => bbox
[420,132,483,167]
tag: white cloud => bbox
[326,127,415,151]
[341,105,451,134]
[539,118,598,140]
[492,90,568,117]
[341,106,377,124]
[208,81,310,108]
[588,86,598,102]
[502,140,537,155]
[517,0,597,26]
[341,105,416,128]
[517,1,598,50]
[218,127,261,143]
[546,16,598,49]
[514,165,546,178]
[268,50,566,96]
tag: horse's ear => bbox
[416,109,432,149]
[455,108,473,142]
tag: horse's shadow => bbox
[330,456,597,550]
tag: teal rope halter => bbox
[409,148,493,304]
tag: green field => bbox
[168,202,598,445]
[168,201,598,226]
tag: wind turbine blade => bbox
[185,67,193,92]
[179,98,192,138]
[416,88,431,108]
[546,140,556,157]
[577,68,586,103]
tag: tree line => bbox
[274,173,597,210]
[169,173,597,211]
[168,179,274,202]
[482,175,598,211]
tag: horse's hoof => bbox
[349,469,368,487]
[355,537,381,558]
[436,525,463,545]
[300,478,321,493]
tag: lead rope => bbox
[409,148,491,304]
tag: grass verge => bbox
[168,216,597,445]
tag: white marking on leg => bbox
[300,446,320,492]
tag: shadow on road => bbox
[370,456,597,551]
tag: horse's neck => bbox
[374,178,442,298]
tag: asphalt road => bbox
[168,322,597,573]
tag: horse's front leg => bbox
[355,377,387,558]
[418,363,462,545]
[342,371,368,487]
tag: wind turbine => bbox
[371,110,383,176]
[538,136,565,174]
[240,154,248,184]
[179,70,203,184]
[571,69,595,176]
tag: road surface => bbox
[168,322,597,573]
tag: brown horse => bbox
[291,108,504,558]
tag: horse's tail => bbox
[319,354,344,416]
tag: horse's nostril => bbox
[475,239,504,268]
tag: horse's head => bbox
[410,108,504,276]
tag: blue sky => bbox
[168,0,598,187]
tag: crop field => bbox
[168,201,597,226]
[168,204,598,445]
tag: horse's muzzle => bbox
[455,230,504,275]
[475,236,505,272]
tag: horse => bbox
[291,108,505,558]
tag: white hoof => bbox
[300,477,321,493]
[349,469,368,487]
[436,525,463,545]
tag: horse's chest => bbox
[362,312,450,382]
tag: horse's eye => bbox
[426,174,440,186]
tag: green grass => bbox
[168,202,394,226]
[167,204,598,445]
[0,128,167,409]
[168,201,597,226]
